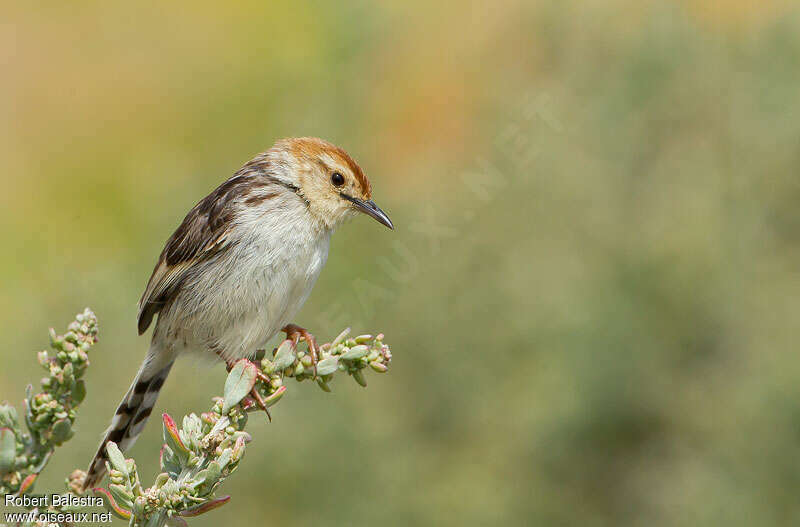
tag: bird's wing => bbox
[137,175,252,334]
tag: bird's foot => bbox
[243,381,272,422]
[282,323,319,378]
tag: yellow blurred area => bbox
[3,1,800,525]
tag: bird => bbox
[81,137,393,490]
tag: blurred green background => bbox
[2,0,800,525]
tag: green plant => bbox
[0,308,98,497]
[1,311,392,527]
[93,328,392,526]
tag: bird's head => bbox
[273,137,393,231]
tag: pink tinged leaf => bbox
[17,473,37,495]
[369,361,388,373]
[162,413,180,444]
[262,385,287,408]
[222,360,258,414]
[162,413,190,454]
[179,495,231,517]
[108,483,134,510]
[93,487,132,520]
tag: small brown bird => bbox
[82,137,392,490]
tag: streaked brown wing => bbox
[137,174,255,334]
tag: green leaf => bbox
[217,448,233,469]
[93,487,132,520]
[316,356,339,376]
[205,460,222,483]
[105,441,128,476]
[23,385,35,431]
[154,472,170,489]
[160,445,182,479]
[72,379,87,404]
[262,385,286,408]
[179,495,231,517]
[340,345,369,360]
[272,340,296,370]
[0,404,19,429]
[352,369,367,387]
[222,360,257,414]
[331,327,351,347]
[51,418,73,445]
[0,428,16,473]
[190,460,222,495]
[108,483,134,510]
[316,377,332,392]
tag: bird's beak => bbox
[341,194,394,230]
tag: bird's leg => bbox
[282,323,319,378]
[213,348,272,421]
[245,382,272,422]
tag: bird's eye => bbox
[331,172,345,187]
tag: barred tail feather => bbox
[82,353,174,491]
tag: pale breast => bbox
[160,201,331,361]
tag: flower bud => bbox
[260,359,275,375]
[316,378,332,392]
[369,361,388,373]
[352,370,367,387]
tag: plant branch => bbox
[0,309,98,497]
[91,328,392,526]
[1,311,391,527]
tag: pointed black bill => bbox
[341,194,394,230]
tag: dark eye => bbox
[331,172,345,187]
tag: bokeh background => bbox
[2,1,800,525]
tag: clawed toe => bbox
[245,387,272,422]
[282,324,319,378]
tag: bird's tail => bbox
[81,348,174,491]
